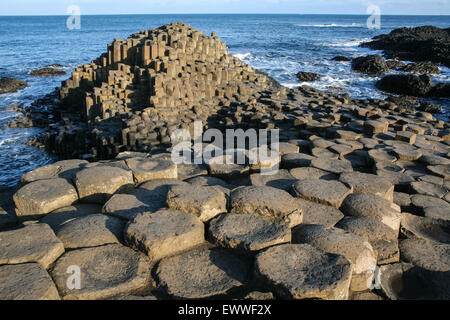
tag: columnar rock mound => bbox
[50,22,279,160]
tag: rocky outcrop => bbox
[361,26,450,67]
[375,74,434,96]
[0,77,28,94]
[296,71,323,82]
[400,61,440,74]
[30,67,66,77]
[351,55,389,75]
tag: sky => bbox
[0,0,449,15]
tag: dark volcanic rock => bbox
[428,83,450,98]
[375,74,434,96]
[30,68,66,77]
[418,102,442,114]
[332,56,351,62]
[0,77,28,94]
[296,72,323,82]
[400,61,440,74]
[361,26,450,68]
[385,95,419,109]
[386,60,406,70]
[351,55,389,75]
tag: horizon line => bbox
[1,13,450,17]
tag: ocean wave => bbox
[233,52,253,60]
[294,23,364,28]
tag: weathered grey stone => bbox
[20,164,61,184]
[291,179,353,208]
[230,186,303,227]
[396,131,417,144]
[399,239,450,272]
[400,212,450,244]
[350,291,382,300]
[13,178,78,219]
[336,217,399,264]
[208,213,291,252]
[0,223,64,268]
[340,194,402,232]
[53,159,89,180]
[427,164,450,180]
[420,155,450,166]
[116,151,148,160]
[296,198,344,227]
[423,206,450,221]
[254,244,352,300]
[290,167,337,181]
[0,263,60,300]
[410,181,447,198]
[208,155,250,182]
[186,175,231,188]
[411,194,450,213]
[244,291,275,300]
[311,158,353,174]
[126,158,177,185]
[155,248,249,299]
[340,172,394,201]
[74,166,134,204]
[250,170,297,190]
[167,185,227,222]
[368,149,397,162]
[394,192,411,207]
[124,209,205,261]
[377,263,429,300]
[293,225,377,291]
[56,214,124,249]
[102,189,157,220]
[40,204,102,232]
[51,244,151,300]
[278,142,300,154]
[281,153,315,169]
[177,163,208,180]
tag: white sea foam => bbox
[233,52,253,60]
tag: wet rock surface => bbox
[0,77,28,94]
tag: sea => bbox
[0,14,449,187]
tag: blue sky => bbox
[1,0,449,15]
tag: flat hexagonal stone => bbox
[393,147,422,161]
[125,158,177,185]
[336,217,399,264]
[0,263,60,300]
[410,181,447,198]
[427,164,450,180]
[250,170,297,191]
[52,159,89,180]
[368,149,397,162]
[0,223,64,268]
[290,167,337,181]
[230,186,303,227]
[341,194,402,232]
[311,158,353,174]
[20,164,61,184]
[399,239,450,272]
[278,142,300,154]
[124,209,205,261]
[281,153,315,169]
[40,204,102,232]
[155,248,249,299]
[116,151,148,160]
[74,166,134,204]
[423,206,450,221]
[177,163,208,180]
[296,198,344,227]
[340,172,394,201]
[208,213,291,252]
[13,178,78,219]
[254,244,352,300]
[394,192,411,207]
[336,130,361,141]
[167,185,227,222]
[400,213,450,244]
[55,214,124,249]
[102,189,156,221]
[411,194,450,212]
[420,155,450,166]
[291,179,353,208]
[293,225,377,292]
[51,244,151,300]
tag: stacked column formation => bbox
[54,22,276,159]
